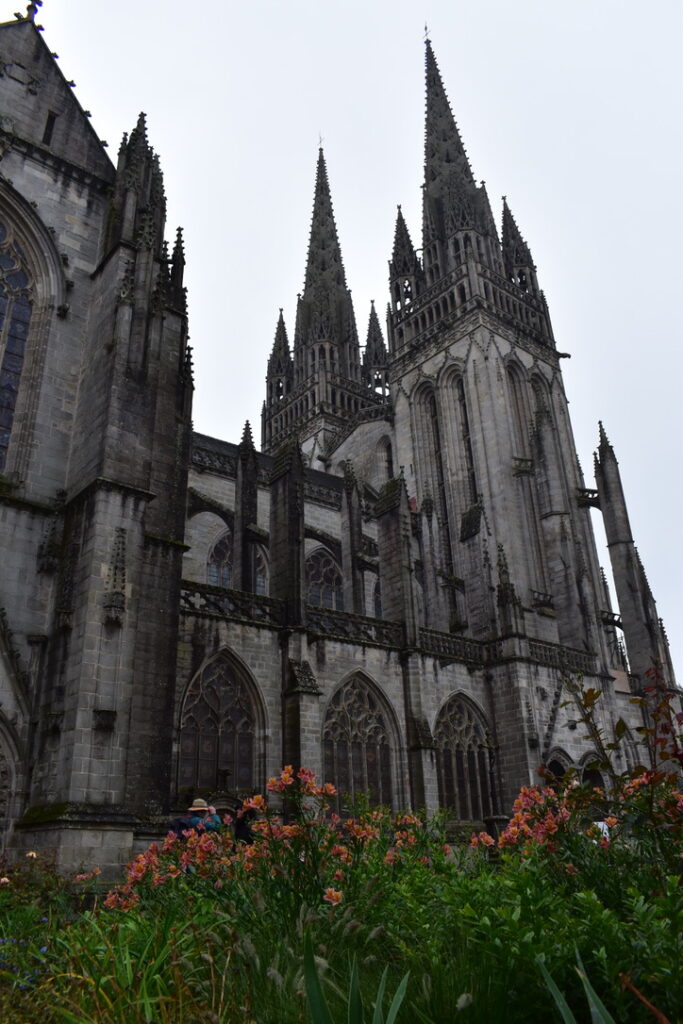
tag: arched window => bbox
[0,222,33,473]
[435,695,495,821]
[323,676,394,812]
[207,530,232,588]
[254,546,268,596]
[178,655,261,794]
[306,548,343,610]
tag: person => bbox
[233,806,255,845]
[169,798,222,838]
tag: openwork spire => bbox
[303,148,347,296]
[424,40,476,195]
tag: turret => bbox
[361,301,388,396]
[594,423,675,684]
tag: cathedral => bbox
[0,8,675,874]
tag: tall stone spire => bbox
[302,148,347,296]
[424,40,476,197]
[263,148,383,459]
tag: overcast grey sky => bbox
[28,0,683,678]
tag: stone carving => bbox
[287,659,321,695]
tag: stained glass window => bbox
[0,223,33,473]
[207,531,232,588]
[178,656,260,793]
[323,676,394,812]
[306,548,343,610]
[435,695,495,821]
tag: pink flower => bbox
[323,887,342,905]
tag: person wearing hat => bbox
[187,798,222,832]
[169,798,222,838]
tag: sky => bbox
[19,0,683,679]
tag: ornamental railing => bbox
[419,627,486,665]
[527,639,596,676]
[306,606,404,648]
[180,582,284,628]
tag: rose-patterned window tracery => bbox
[434,695,495,821]
[178,656,259,794]
[0,222,33,473]
[306,548,343,611]
[207,530,232,589]
[323,676,394,812]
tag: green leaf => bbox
[537,956,577,1024]
[575,951,616,1024]
[614,718,628,740]
[348,956,364,1024]
[371,967,388,1024]
[304,931,334,1024]
[385,972,410,1024]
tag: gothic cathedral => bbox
[0,11,674,873]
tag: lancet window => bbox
[435,695,495,821]
[322,676,394,812]
[306,548,343,610]
[0,222,33,473]
[254,546,268,596]
[178,655,260,795]
[207,530,233,589]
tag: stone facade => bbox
[0,14,675,874]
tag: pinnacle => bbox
[268,309,291,371]
[598,421,611,448]
[391,205,418,271]
[240,421,255,449]
[364,301,387,364]
[502,197,534,274]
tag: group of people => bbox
[170,798,254,844]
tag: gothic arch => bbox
[375,434,394,484]
[0,181,67,479]
[544,747,573,783]
[435,358,467,392]
[207,528,233,589]
[579,751,605,790]
[0,716,22,855]
[322,672,401,812]
[305,546,343,610]
[434,692,497,822]
[177,649,266,798]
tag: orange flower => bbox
[243,794,266,812]
[323,887,342,905]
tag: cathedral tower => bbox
[262,150,385,465]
